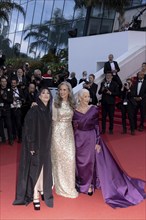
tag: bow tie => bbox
[138,80,143,83]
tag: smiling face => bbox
[59,84,69,101]
[39,89,50,105]
[79,90,90,105]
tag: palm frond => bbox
[0,0,25,24]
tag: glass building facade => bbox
[1,0,146,57]
[3,0,87,57]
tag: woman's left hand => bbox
[95,144,101,153]
[31,102,37,108]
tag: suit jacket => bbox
[84,82,98,105]
[104,61,120,74]
[120,86,137,107]
[0,86,13,109]
[89,82,98,105]
[133,79,146,104]
[67,77,77,88]
[98,80,119,105]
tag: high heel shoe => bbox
[33,201,40,210]
[88,186,93,196]
[88,191,93,196]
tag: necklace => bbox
[78,105,90,114]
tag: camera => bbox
[103,82,109,92]
[25,62,29,67]
[124,82,130,90]
[124,82,129,87]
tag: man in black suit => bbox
[104,54,122,90]
[67,72,77,88]
[83,74,98,105]
[133,71,146,131]
[98,72,119,134]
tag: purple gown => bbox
[73,105,146,208]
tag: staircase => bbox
[98,104,146,129]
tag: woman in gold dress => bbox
[51,81,78,198]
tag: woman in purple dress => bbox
[73,88,146,208]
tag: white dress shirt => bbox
[137,79,143,95]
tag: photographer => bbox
[83,74,98,105]
[11,78,25,143]
[98,72,119,134]
[119,78,136,135]
[0,77,13,145]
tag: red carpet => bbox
[0,125,146,220]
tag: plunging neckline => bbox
[75,105,93,115]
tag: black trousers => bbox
[0,109,13,141]
[101,103,115,131]
[121,104,135,131]
[11,108,22,140]
[134,101,146,128]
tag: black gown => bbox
[13,98,53,207]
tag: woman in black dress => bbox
[13,87,53,210]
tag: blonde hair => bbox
[54,81,76,109]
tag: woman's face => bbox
[59,84,69,101]
[80,91,90,105]
[39,89,50,105]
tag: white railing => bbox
[73,45,146,100]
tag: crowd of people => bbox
[0,54,146,145]
[0,53,146,210]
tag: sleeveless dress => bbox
[73,105,146,208]
[51,101,78,198]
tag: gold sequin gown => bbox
[51,101,78,198]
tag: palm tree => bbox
[0,34,11,54]
[24,8,72,55]
[74,0,130,30]
[0,0,25,24]
[23,23,52,54]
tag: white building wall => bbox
[69,31,146,80]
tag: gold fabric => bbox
[51,101,78,198]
